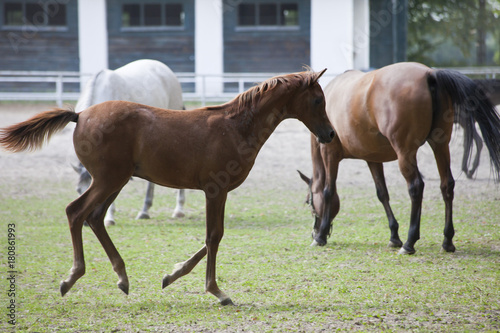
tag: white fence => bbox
[0,71,300,107]
[0,68,499,107]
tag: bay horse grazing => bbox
[0,70,334,305]
[75,59,187,225]
[298,62,500,255]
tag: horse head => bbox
[284,69,334,144]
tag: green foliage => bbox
[1,182,499,332]
[408,0,500,66]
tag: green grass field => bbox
[1,178,499,332]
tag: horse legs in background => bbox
[366,162,403,248]
[104,202,116,226]
[172,189,186,218]
[136,182,154,219]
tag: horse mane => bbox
[223,70,321,116]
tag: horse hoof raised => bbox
[220,297,235,306]
[118,281,129,295]
[60,281,71,297]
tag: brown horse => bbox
[0,70,334,305]
[299,62,500,255]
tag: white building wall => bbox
[353,0,370,70]
[195,0,224,95]
[311,0,354,79]
[78,0,108,87]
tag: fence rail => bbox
[1,67,500,106]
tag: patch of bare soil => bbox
[0,101,498,200]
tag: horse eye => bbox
[314,97,323,105]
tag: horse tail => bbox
[0,108,78,153]
[429,69,500,180]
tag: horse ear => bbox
[311,68,327,85]
[297,170,312,185]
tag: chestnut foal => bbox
[0,70,334,305]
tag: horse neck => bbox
[228,90,289,155]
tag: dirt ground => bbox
[0,102,498,201]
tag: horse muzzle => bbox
[316,127,335,144]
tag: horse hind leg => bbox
[60,180,129,296]
[87,192,130,294]
[397,152,425,255]
[366,162,403,248]
[428,140,456,252]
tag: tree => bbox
[407,0,500,66]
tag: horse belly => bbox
[339,130,398,162]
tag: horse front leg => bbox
[136,181,154,219]
[172,189,186,218]
[367,161,402,248]
[312,154,340,246]
[205,192,233,305]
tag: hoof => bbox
[388,239,403,248]
[310,238,326,247]
[105,219,116,227]
[162,275,171,289]
[442,243,456,253]
[172,210,185,218]
[220,298,235,306]
[136,212,150,220]
[118,282,129,295]
[398,247,416,255]
[60,281,71,297]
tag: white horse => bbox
[74,59,186,226]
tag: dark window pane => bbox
[238,4,255,26]
[165,4,183,26]
[26,3,45,25]
[4,3,23,25]
[259,4,277,25]
[281,3,298,26]
[144,4,161,26]
[47,4,66,26]
[122,4,140,27]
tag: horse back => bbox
[324,63,435,161]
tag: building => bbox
[0,0,406,94]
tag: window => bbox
[3,1,67,28]
[122,3,184,29]
[237,2,299,28]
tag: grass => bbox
[1,180,499,332]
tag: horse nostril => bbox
[329,130,335,139]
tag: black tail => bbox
[432,69,500,180]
